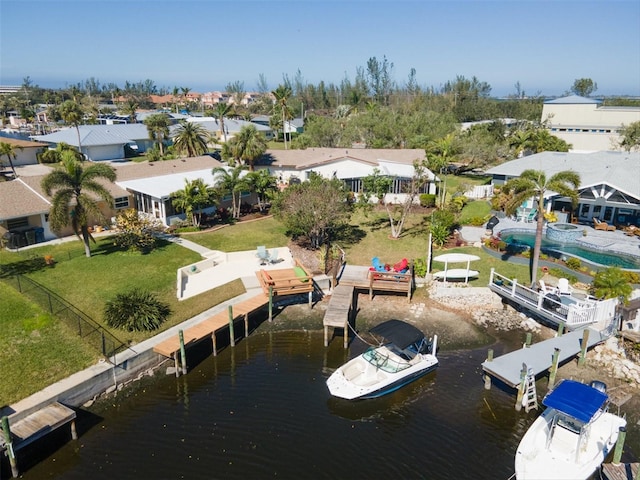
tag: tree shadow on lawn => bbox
[333,224,367,247]
[359,216,389,232]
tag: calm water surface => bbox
[19,330,639,480]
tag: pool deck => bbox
[461,218,640,263]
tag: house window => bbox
[114,196,129,209]
[7,217,29,230]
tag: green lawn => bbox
[186,216,290,251]
[0,282,98,404]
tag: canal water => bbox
[16,329,639,480]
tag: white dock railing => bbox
[488,269,617,331]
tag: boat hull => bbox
[326,350,438,400]
[515,408,627,480]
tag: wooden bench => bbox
[256,259,314,297]
[367,266,413,302]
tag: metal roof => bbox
[544,95,602,105]
[485,151,640,200]
[32,124,151,147]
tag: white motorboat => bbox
[515,379,627,480]
[326,319,438,400]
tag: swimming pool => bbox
[500,231,640,270]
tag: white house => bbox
[486,150,640,227]
[0,137,49,168]
[542,95,640,152]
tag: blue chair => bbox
[257,245,270,264]
[372,257,387,272]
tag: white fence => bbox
[464,185,493,199]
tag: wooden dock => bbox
[481,327,608,388]
[153,293,270,358]
[323,285,354,348]
[602,463,639,480]
[338,265,413,302]
[1,402,77,477]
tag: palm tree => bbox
[212,165,247,219]
[272,84,293,150]
[121,99,139,124]
[144,113,171,156]
[0,141,22,177]
[214,102,234,142]
[170,178,217,227]
[59,100,85,158]
[244,169,278,211]
[41,152,116,257]
[172,121,209,157]
[427,133,457,207]
[222,125,267,171]
[504,169,580,286]
[592,267,632,303]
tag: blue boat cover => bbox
[542,380,608,423]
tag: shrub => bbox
[114,209,164,253]
[547,268,578,283]
[622,271,640,284]
[565,257,582,270]
[468,216,487,226]
[429,209,456,231]
[430,224,450,247]
[419,194,436,208]
[104,289,171,332]
[413,257,427,277]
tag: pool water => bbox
[501,232,640,270]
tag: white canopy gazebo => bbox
[432,253,480,284]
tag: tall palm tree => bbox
[272,84,292,150]
[172,121,209,157]
[0,141,22,177]
[59,100,85,158]
[427,133,458,207]
[41,152,116,257]
[144,113,171,156]
[222,125,267,171]
[212,165,247,219]
[214,102,234,143]
[170,178,217,227]
[504,169,580,286]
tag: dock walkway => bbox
[153,293,270,358]
[481,327,608,388]
[323,285,354,348]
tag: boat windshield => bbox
[362,347,411,374]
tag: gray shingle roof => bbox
[485,151,640,199]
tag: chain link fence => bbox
[3,275,128,362]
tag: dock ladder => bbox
[522,365,538,413]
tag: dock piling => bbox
[524,333,532,348]
[548,347,560,389]
[515,364,526,411]
[579,328,590,366]
[557,322,565,337]
[268,286,273,321]
[613,426,627,465]
[179,330,187,375]
[484,349,493,390]
[228,306,235,347]
[2,416,19,478]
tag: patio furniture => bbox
[257,245,271,264]
[557,278,573,296]
[539,280,557,294]
[623,225,639,236]
[525,209,537,223]
[269,248,279,264]
[593,218,616,231]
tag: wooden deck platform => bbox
[256,260,314,306]
[481,327,608,388]
[153,293,269,358]
[323,285,354,348]
[1,402,77,452]
[602,462,639,480]
[338,265,413,302]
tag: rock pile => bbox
[590,338,640,388]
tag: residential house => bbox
[542,95,640,152]
[0,137,49,169]
[184,117,273,141]
[32,124,155,161]
[485,151,640,227]
[256,148,438,203]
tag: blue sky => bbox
[1,0,639,97]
